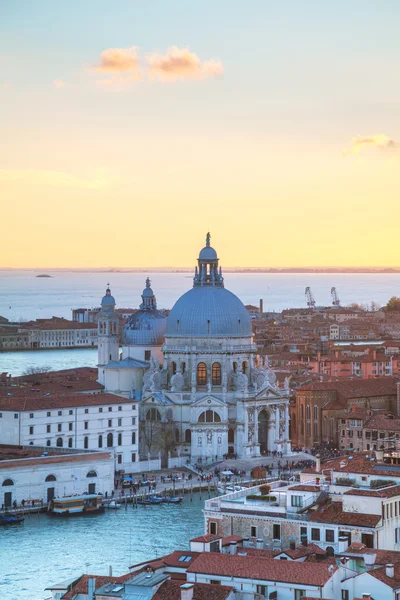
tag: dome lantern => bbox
[140,277,157,310]
[193,232,224,288]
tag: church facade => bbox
[98,234,291,463]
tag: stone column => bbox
[275,405,280,443]
[284,403,290,440]
[254,408,259,445]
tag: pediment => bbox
[254,385,283,401]
[140,391,174,406]
[192,394,227,407]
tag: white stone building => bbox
[0,445,114,507]
[0,393,139,473]
[98,234,290,463]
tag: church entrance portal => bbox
[258,409,269,454]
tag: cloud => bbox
[53,79,66,89]
[91,46,142,88]
[94,46,140,73]
[343,134,398,155]
[146,46,223,81]
[0,169,113,190]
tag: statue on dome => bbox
[206,232,211,246]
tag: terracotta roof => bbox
[298,377,397,398]
[152,580,233,600]
[344,486,400,499]
[20,317,97,331]
[221,535,244,547]
[288,485,320,492]
[187,554,337,585]
[0,392,133,412]
[302,453,400,477]
[342,544,400,566]
[190,534,222,543]
[278,543,326,559]
[369,563,400,589]
[161,551,201,567]
[61,573,132,600]
[7,367,103,393]
[308,502,381,527]
[365,414,400,432]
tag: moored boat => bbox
[106,500,121,509]
[0,514,25,526]
[47,494,104,517]
[161,496,183,504]
[136,495,163,505]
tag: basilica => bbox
[97,234,291,462]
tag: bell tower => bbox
[97,285,119,383]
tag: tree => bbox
[22,365,52,376]
[385,297,400,312]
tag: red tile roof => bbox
[190,534,221,543]
[298,377,397,399]
[187,554,337,585]
[221,535,244,547]
[152,580,233,600]
[369,563,400,589]
[61,573,132,600]
[344,486,400,499]
[308,502,381,527]
[161,551,201,567]
[288,485,320,492]
[342,544,400,566]
[0,392,132,412]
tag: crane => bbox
[305,287,316,309]
[331,287,340,307]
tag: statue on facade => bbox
[236,371,248,393]
[171,370,184,392]
[207,381,212,393]
[207,430,212,444]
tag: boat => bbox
[217,484,245,495]
[160,496,183,504]
[47,494,104,517]
[0,514,25,526]
[106,500,121,509]
[136,495,163,505]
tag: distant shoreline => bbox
[2,267,400,274]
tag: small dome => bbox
[123,310,167,346]
[165,286,252,338]
[101,287,115,306]
[199,246,218,260]
[142,286,154,298]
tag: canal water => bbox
[1,493,206,600]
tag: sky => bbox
[1,0,400,268]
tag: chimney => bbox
[338,536,349,553]
[180,583,194,600]
[87,578,96,600]
[259,299,264,314]
[289,537,296,551]
[256,538,264,549]
[386,564,394,578]
[109,565,112,576]
[363,553,376,570]
[301,533,308,546]
[242,537,250,548]
[315,454,321,474]
[362,595,371,600]
[229,542,237,555]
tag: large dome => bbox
[165,286,252,338]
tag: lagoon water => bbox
[1,270,400,376]
[1,493,205,600]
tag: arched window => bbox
[181,362,186,373]
[197,362,207,386]
[233,362,237,373]
[146,408,161,421]
[98,435,103,448]
[56,437,63,447]
[45,474,56,482]
[132,431,136,445]
[175,428,179,442]
[118,433,122,446]
[172,361,177,375]
[242,361,248,374]
[198,410,221,423]
[185,429,191,443]
[107,432,113,447]
[2,479,14,486]
[87,470,97,478]
[29,441,34,446]
[46,440,51,447]
[228,428,235,443]
[212,363,222,385]
[313,405,318,420]
[84,436,89,449]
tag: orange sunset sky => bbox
[1,1,400,268]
